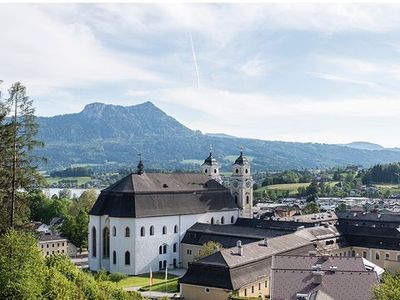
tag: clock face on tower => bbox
[232,180,239,189]
[245,180,251,188]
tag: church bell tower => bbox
[230,149,253,218]
[201,147,222,184]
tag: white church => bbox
[88,150,253,275]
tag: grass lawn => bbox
[45,176,92,185]
[139,278,179,293]
[119,272,177,288]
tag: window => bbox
[159,246,163,255]
[125,251,130,265]
[376,252,380,260]
[244,289,247,296]
[221,216,225,224]
[159,261,162,270]
[163,260,167,269]
[205,169,208,174]
[205,288,210,293]
[234,195,238,204]
[246,195,249,204]
[397,254,400,262]
[93,227,100,255]
[47,244,49,248]
[386,253,390,260]
[162,226,167,235]
[187,249,192,255]
[351,250,356,257]
[41,244,44,248]
[125,227,130,237]
[112,226,116,237]
[265,281,268,288]
[163,245,167,254]
[245,169,248,174]
[214,169,217,174]
[57,250,59,253]
[173,243,177,253]
[258,283,261,290]
[46,252,49,256]
[211,217,214,225]
[62,250,64,253]
[150,226,155,236]
[113,251,116,264]
[173,258,177,268]
[363,251,367,258]
[251,286,254,293]
[57,243,59,247]
[231,216,235,224]
[102,227,110,258]
[235,169,239,174]
[140,226,145,237]
[62,242,64,246]
[174,225,178,233]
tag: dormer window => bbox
[235,169,239,174]
[205,169,208,174]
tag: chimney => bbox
[263,237,268,247]
[237,240,243,256]
[312,270,324,285]
[330,266,338,273]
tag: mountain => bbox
[340,141,385,151]
[35,101,400,172]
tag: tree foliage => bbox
[0,82,44,232]
[0,229,142,300]
[374,271,400,300]
[302,202,320,214]
[196,241,223,260]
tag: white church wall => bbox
[88,215,101,271]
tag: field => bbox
[45,176,92,185]
[254,182,310,197]
[118,272,177,289]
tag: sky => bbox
[2,3,400,147]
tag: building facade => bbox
[88,151,252,275]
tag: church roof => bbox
[233,151,249,165]
[202,152,218,166]
[89,173,238,218]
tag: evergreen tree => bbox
[0,82,44,231]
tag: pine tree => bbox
[0,82,44,232]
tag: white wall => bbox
[88,209,239,275]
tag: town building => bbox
[270,255,379,300]
[38,232,69,257]
[88,151,253,275]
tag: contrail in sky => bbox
[190,34,200,89]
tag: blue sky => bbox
[2,3,400,147]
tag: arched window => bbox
[245,169,248,174]
[376,252,380,260]
[125,227,130,237]
[150,226,155,236]
[159,245,163,254]
[211,217,214,225]
[235,169,239,174]
[174,225,178,233]
[140,226,145,237]
[214,169,217,174]
[234,195,238,204]
[231,216,235,224]
[163,245,167,254]
[92,227,97,257]
[112,226,116,237]
[246,195,250,204]
[221,216,225,224]
[162,226,167,235]
[102,227,110,258]
[125,251,130,265]
[113,251,116,264]
[205,169,208,174]
[173,243,177,253]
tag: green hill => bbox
[35,101,400,172]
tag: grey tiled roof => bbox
[38,233,67,242]
[270,255,378,300]
[90,173,238,218]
